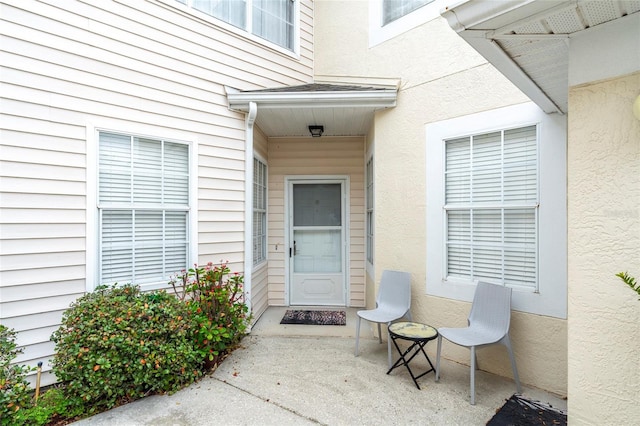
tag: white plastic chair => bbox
[435,281,522,405]
[355,270,412,369]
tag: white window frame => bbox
[253,156,268,266]
[426,102,567,318]
[369,0,442,47]
[86,126,198,292]
[171,0,300,56]
[382,0,434,26]
[366,154,374,267]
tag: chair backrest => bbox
[468,281,512,335]
[376,270,411,312]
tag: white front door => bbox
[288,179,346,306]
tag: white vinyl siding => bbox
[184,0,296,51]
[253,157,267,265]
[267,137,366,307]
[0,0,312,386]
[444,125,538,291]
[366,156,374,264]
[383,0,434,25]
[98,132,190,288]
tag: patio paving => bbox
[73,307,566,425]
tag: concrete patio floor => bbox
[73,307,567,425]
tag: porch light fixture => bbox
[308,125,324,137]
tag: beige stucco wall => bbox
[314,0,567,395]
[567,72,640,424]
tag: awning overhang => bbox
[226,83,398,137]
[441,0,640,115]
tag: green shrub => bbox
[51,285,203,415]
[170,262,251,366]
[11,387,83,426]
[0,325,34,425]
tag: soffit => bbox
[226,83,398,137]
[442,0,640,114]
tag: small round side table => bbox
[387,321,438,389]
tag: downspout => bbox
[244,102,258,327]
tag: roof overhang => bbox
[441,0,640,114]
[226,83,398,137]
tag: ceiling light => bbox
[308,125,324,137]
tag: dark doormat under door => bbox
[280,310,346,326]
[487,394,567,426]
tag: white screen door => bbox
[288,180,346,305]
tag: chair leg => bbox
[470,346,476,405]
[504,336,522,393]
[355,316,361,356]
[435,335,442,381]
[387,331,392,369]
[377,322,382,344]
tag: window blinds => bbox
[253,158,267,265]
[99,132,189,287]
[444,125,538,290]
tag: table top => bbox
[388,321,438,340]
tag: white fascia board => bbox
[226,90,397,111]
[441,0,537,33]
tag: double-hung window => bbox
[366,156,374,264]
[253,158,267,265]
[383,0,434,25]
[444,126,538,290]
[426,102,567,318]
[370,0,441,47]
[98,132,190,288]
[183,0,295,51]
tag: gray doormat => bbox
[280,310,346,325]
[487,394,567,425]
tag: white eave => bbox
[441,0,640,115]
[225,84,398,137]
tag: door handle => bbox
[290,240,297,257]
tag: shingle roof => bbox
[242,83,389,93]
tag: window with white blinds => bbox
[98,132,190,287]
[366,156,374,264]
[253,158,267,265]
[444,125,538,291]
[382,0,433,25]
[185,0,295,50]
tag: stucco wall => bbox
[567,72,640,424]
[314,0,567,395]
